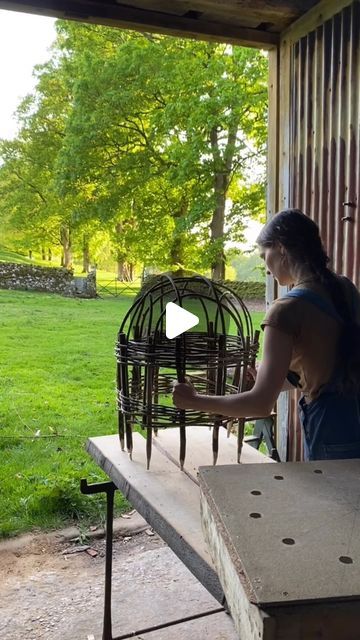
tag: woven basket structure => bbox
[115,275,259,468]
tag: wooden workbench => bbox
[87,427,274,605]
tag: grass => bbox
[0,290,133,537]
[0,288,264,538]
[0,245,45,266]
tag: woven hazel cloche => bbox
[115,275,259,469]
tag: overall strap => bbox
[283,288,343,322]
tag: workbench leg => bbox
[81,479,117,640]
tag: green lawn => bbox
[0,245,45,266]
[0,289,264,537]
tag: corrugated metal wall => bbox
[291,1,360,284]
[287,1,360,460]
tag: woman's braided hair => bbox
[257,208,360,392]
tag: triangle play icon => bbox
[165,302,199,339]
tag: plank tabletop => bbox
[86,428,273,603]
[154,426,275,483]
[87,432,223,601]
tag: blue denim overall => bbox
[284,289,360,461]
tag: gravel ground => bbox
[0,526,237,640]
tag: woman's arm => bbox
[248,366,295,392]
[172,326,293,418]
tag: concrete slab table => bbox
[199,459,360,640]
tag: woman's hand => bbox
[172,379,198,410]
[246,366,257,390]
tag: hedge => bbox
[139,273,265,301]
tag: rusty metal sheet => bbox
[290,2,360,288]
[287,2,360,462]
[199,460,360,607]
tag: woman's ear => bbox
[274,240,285,256]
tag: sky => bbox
[0,9,56,139]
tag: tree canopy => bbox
[0,22,268,279]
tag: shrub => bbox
[139,273,265,301]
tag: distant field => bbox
[0,244,141,297]
[0,246,44,266]
[0,288,264,537]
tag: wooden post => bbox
[145,337,154,470]
[118,332,133,458]
[175,336,186,470]
[237,336,250,463]
[116,331,125,451]
[213,333,226,465]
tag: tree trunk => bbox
[209,120,239,281]
[115,222,134,281]
[170,239,185,277]
[82,234,91,273]
[210,173,227,281]
[170,201,187,277]
[117,261,134,281]
[41,246,46,261]
[117,261,125,280]
[48,248,52,262]
[60,225,72,269]
[28,250,32,260]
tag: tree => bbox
[0,23,268,277]
[56,23,268,278]
[0,60,76,266]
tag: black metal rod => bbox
[103,483,116,640]
[113,607,225,640]
[80,480,117,640]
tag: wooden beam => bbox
[0,0,279,48]
[281,0,355,44]
[121,0,317,26]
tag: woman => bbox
[172,209,360,461]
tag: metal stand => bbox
[81,479,116,640]
[244,417,281,461]
[80,479,225,640]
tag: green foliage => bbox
[138,273,265,303]
[0,22,268,276]
[222,280,265,299]
[0,61,72,249]
[229,250,265,282]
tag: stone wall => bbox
[0,263,97,298]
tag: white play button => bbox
[165,302,199,339]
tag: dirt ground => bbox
[0,527,237,640]
[0,529,162,639]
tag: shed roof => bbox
[0,0,321,47]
